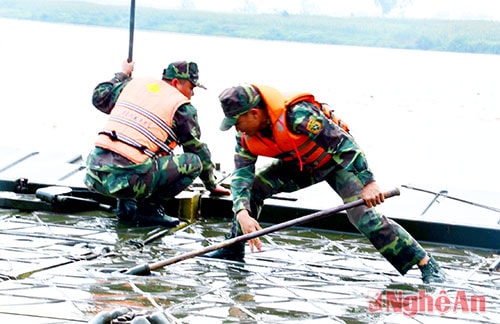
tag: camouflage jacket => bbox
[91,73,217,191]
[231,100,375,214]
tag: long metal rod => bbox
[0,152,39,173]
[128,0,135,63]
[12,248,112,280]
[402,184,500,214]
[124,188,400,275]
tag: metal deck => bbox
[0,146,499,323]
[1,146,499,251]
[0,209,499,323]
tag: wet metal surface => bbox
[0,209,499,323]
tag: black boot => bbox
[135,201,180,228]
[116,199,138,224]
[202,221,245,261]
[204,241,245,261]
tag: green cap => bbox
[219,84,261,131]
[163,61,206,89]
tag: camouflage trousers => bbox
[84,147,202,203]
[233,160,427,275]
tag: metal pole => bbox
[128,0,135,63]
[124,188,401,275]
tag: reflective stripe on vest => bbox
[116,100,179,144]
[109,114,174,155]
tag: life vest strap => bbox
[109,116,175,156]
[99,130,158,158]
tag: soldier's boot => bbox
[135,200,180,228]
[116,198,138,224]
[419,255,446,284]
[202,221,245,261]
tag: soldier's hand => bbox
[361,181,385,208]
[121,59,134,77]
[210,185,231,196]
[237,210,263,252]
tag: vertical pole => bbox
[128,0,135,63]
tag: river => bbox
[1,18,500,323]
[1,17,499,193]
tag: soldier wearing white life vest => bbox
[85,60,230,227]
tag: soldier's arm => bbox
[92,60,133,114]
[231,132,258,214]
[173,103,217,191]
[289,102,375,186]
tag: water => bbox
[1,18,499,193]
[0,18,499,322]
[1,209,499,323]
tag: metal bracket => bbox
[420,189,448,216]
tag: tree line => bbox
[2,0,500,55]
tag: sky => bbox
[89,0,500,20]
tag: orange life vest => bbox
[242,84,349,171]
[95,77,189,163]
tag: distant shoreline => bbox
[1,0,500,55]
[2,17,499,193]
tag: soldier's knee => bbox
[175,153,202,176]
[350,208,384,233]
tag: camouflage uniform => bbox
[85,62,217,223]
[218,85,428,275]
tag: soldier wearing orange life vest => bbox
[205,84,446,284]
[85,60,230,227]
[239,84,349,171]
